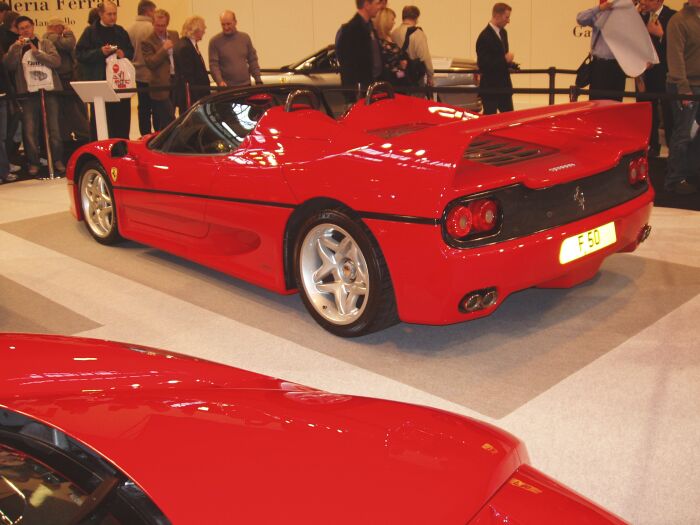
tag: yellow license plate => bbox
[559,222,617,264]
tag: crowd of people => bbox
[0,0,697,194]
[337,2,517,113]
[0,0,263,184]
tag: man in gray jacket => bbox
[664,0,700,194]
[3,16,63,176]
[209,10,262,88]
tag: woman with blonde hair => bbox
[372,7,408,85]
[173,15,210,112]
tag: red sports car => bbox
[0,333,628,524]
[66,83,653,336]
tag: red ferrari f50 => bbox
[0,334,628,524]
[66,83,653,336]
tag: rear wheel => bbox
[79,161,122,245]
[294,208,398,337]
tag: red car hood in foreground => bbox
[0,334,626,524]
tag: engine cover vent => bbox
[464,136,554,166]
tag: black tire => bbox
[293,208,398,337]
[78,160,122,245]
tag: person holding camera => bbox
[3,16,64,177]
[76,0,134,139]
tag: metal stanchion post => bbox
[548,67,556,106]
[39,89,54,180]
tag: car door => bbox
[124,103,233,239]
[198,93,298,286]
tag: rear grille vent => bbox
[464,137,553,166]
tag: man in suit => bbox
[638,0,676,156]
[173,16,210,113]
[476,3,516,114]
[142,9,177,130]
[337,0,384,89]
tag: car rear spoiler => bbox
[389,100,652,172]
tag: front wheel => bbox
[294,208,398,337]
[79,161,122,245]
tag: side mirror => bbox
[110,141,128,158]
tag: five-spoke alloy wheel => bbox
[79,161,121,245]
[294,209,397,337]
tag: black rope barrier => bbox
[15,66,698,181]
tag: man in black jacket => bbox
[476,3,515,115]
[638,0,677,156]
[337,0,384,90]
[76,0,134,139]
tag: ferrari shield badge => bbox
[110,167,118,183]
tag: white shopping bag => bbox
[22,50,55,92]
[106,53,135,99]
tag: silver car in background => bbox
[260,45,481,116]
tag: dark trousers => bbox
[21,93,63,168]
[590,58,627,101]
[152,98,174,131]
[0,100,9,178]
[638,66,674,152]
[136,81,153,136]
[665,83,700,188]
[90,98,132,140]
[482,93,514,115]
[59,77,90,142]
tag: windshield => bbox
[0,409,169,525]
[0,443,116,525]
[287,46,335,70]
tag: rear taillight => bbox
[445,198,500,240]
[446,205,473,238]
[628,157,648,185]
[471,199,499,231]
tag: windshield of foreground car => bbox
[0,443,110,525]
[0,409,170,525]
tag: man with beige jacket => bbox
[128,0,156,135]
[391,5,433,86]
[142,9,177,130]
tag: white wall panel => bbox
[418,0,470,59]
[251,0,315,67]
[311,1,353,55]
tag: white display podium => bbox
[70,81,120,141]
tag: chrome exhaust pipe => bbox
[463,293,483,312]
[482,289,498,308]
[638,224,652,244]
[460,287,498,313]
